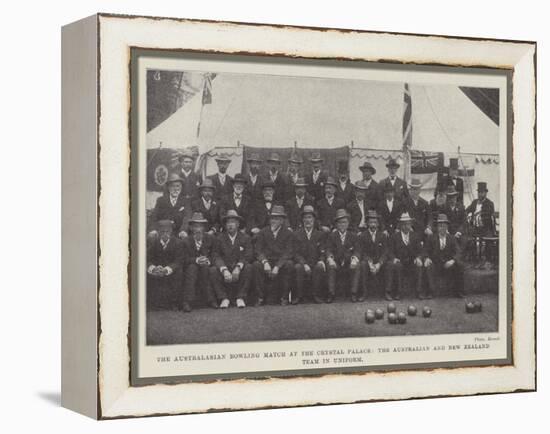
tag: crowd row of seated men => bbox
[147,150,497,311]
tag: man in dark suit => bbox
[359,161,381,208]
[448,158,465,204]
[379,158,409,201]
[293,205,327,304]
[304,151,328,202]
[244,152,264,202]
[210,210,254,308]
[386,212,425,300]
[220,173,253,232]
[285,177,315,230]
[146,220,184,310]
[378,184,403,235]
[358,210,390,301]
[428,184,448,232]
[149,173,190,239]
[249,180,280,235]
[177,151,202,202]
[424,213,465,298]
[317,177,346,233]
[402,177,430,237]
[325,209,361,303]
[266,152,290,203]
[285,152,303,201]
[446,185,466,238]
[465,182,496,266]
[181,212,217,312]
[252,205,294,306]
[335,159,354,205]
[191,179,221,234]
[206,154,233,201]
[347,180,373,233]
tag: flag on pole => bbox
[196,73,216,137]
[402,83,413,182]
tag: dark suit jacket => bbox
[250,200,281,230]
[449,176,465,203]
[191,198,222,233]
[178,169,202,201]
[304,170,329,202]
[285,194,315,230]
[403,196,430,234]
[425,233,460,264]
[255,227,294,268]
[207,173,233,201]
[266,171,290,203]
[377,199,404,233]
[359,230,389,265]
[336,179,354,205]
[220,194,253,231]
[213,231,253,270]
[293,228,326,265]
[244,173,264,202]
[150,193,189,233]
[362,179,382,209]
[326,230,360,265]
[316,196,346,229]
[347,199,375,232]
[147,236,184,271]
[446,203,466,235]
[428,199,448,228]
[379,176,409,201]
[182,233,216,265]
[388,231,423,265]
[465,198,496,235]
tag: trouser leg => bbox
[279,260,293,301]
[452,261,465,296]
[198,264,216,304]
[393,262,403,298]
[349,264,361,295]
[327,265,337,297]
[208,266,227,300]
[252,261,265,300]
[414,263,423,297]
[425,263,436,296]
[183,264,198,303]
[385,262,395,298]
[311,263,325,298]
[294,263,306,300]
[236,263,252,299]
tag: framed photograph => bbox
[61,13,536,419]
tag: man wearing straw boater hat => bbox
[347,180,372,233]
[379,158,409,201]
[266,152,290,203]
[177,149,202,201]
[317,176,346,233]
[386,212,425,300]
[244,152,264,201]
[252,205,294,306]
[335,159,354,205]
[358,210,389,301]
[305,151,328,202]
[146,219,184,310]
[220,173,253,232]
[293,205,327,304]
[285,177,315,230]
[150,172,190,240]
[325,209,361,303]
[358,161,382,208]
[191,178,221,234]
[209,210,253,309]
[181,212,217,312]
[207,153,233,200]
[448,158,464,203]
[424,213,465,298]
[403,177,430,237]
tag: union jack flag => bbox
[410,150,444,174]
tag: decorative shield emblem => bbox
[154,164,169,187]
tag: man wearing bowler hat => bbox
[285,177,315,230]
[146,219,185,310]
[181,212,217,312]
[266,152,290,203]
[325,209,361,303]
[191,178,221,234]
[448,158,464,203]
[403,177,430,237]
[304,151,329,202]
[252,205,294,306]
[424,213,465,298]
[379,158,409,201]
[177,150,202,201]
[317,176,346,233]
[347,180,374,233]
[285,151,304,200]
[386,212,425,300]
[150,172,190,239]
[335,159,354,205]
[207,153,233,201]
[220,173,253,232]
[293,205,327,304]
[244,152,264,201]
[358,210,390,301]
[210,210,253,309]
[358,161,382,208]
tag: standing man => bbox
[249,180,279,235]
[285,177,314,230]
[325,209,361,303]
[207,154,233,201]
[210,210,253,309]
[424,213,465,298]
[448,158,465,203]
[177,150,201,202]
[403,177,431,237]
[386,212,424,300]
[253,205,294,306]
[465,181,496,265]
[358,161,381,208]
[191,179,221,235]
[317,176,346,233]
[335,160,354,205]
[378,184,403,235]
[359,210,389,301]
[181,212,217,312]
[220,173,252,232]
[305,151,328,202]
[347,180,372,233]
[446,185,466,240]
[244,152,264,202]
[379,158,408,201]
[428,184,448,231]
[285,152,303,201]
[150,173,190,239]
[266,152,289,203]
[293,205,327,304]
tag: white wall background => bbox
[0,1,545,432]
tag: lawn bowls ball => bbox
[474,301,482,312]
[397,312,407,324]
[387,302,397,314]
[465,302,476,313]
[407,305,417,316]
[374,308,384,320]
[365,310,376,323]
[388,313,398,324]
[422,306,432,318]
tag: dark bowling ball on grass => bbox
[422,306,432,318]
[397,312,407,324]
[474,301,482,312]
[365,310,376,323]
[465,302,476,313]
[375,308,384,320]
[407,305,417,316]
[388,313,398,324]
[387,302,397,314]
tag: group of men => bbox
[147,150,497,312]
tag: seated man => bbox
[146,220,184,310]
[181,212,217,312]
[253,205,294,306]
[325,209,361,303]
[293,205,327,304]
[210,210,253,309]
[386,212,424,300]
[424,213,465,298]
[285,177,315,231]
[359,210,389,301]
[317,177,346,233]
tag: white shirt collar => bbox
[181,169,192,177]
[228,232,238,244]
